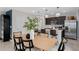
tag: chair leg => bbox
[29,48,31,51]
[29,41,31,51]
[14,43,18,51]
[30,40,34,48]
[22,42,25,51]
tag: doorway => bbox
[3,15,10,41]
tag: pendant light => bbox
[56,7,61,17]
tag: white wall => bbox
[0,15,2,39]
[12,10,34,34]
[0,11,5,39]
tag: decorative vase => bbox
[30,30,34,40]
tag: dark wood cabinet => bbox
[45,16,66,26]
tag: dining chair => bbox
[41,29,46,33]
[13,32,25,51]
[22,33,34,51]
[58,30,66,51]
[58,41,65,51]
[50,30,57,36]
[34,29,38,32]
[62,29,68,43]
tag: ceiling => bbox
[0,7,79,16]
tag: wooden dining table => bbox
[22,33,57,51]
[33,33,57,51]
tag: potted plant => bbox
[23,17,38,40]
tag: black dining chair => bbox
[13,32,25,51]
[58,41,65,51]
[23,33,34,51]
[58,30,66,51]
[50,30,57,36]
[62,29,68,43]
[41,29,46,33]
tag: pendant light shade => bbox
[56,12,61,17]
[55,7,61,17]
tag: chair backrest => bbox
[50,30,57,36]
[34,29,38,32]
[13,32,22,38]
[62,30,65,38]
[13,32,22,43]
[41,29,46,33]
[13,32,25,51]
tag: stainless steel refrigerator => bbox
[64,20,77,40]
